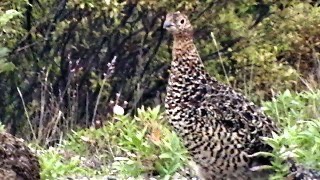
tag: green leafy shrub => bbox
[0,9,19,73]
[39,106,187,179]
[39,147,96,179]
[262,90,320,179]
[112,106,187,178]
[263,90,320,126]
[205,1,320,100]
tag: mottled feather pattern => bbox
[163,11,320,180]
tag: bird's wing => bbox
[197,79,278,152]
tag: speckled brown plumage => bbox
[0,132,40,180]
[163,11,320,180]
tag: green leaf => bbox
[0,47,10,58]
[0,9,22,27]
[0,59,15,73]
[159,153,173,159]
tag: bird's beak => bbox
[163,21,174,29]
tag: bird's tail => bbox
[286,159,320,180]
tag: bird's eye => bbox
[180,19,185,24]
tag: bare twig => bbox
[17,87,36,140]
[92,56,117,124]
[211,32,230,85]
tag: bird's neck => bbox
[171,33,205,76]
[166,33,213,132]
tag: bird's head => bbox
[163,11,193,35]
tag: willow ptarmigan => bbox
[163,11,320,180]
[0,132,40,180]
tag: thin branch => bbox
[92,56,117,124]
[17,87,36,140]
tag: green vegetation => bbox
[0,9,19,73]
[34,90,320,179]
[262,90,320,179]
[0,0,319,179]
[37,106,187,179]
[39,147,96,179]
